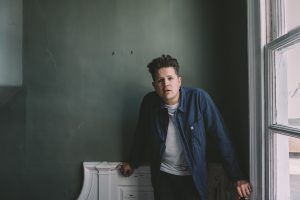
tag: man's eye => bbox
[168,77,173,81]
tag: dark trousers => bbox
[154,171,200,200]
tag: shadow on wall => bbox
[0,87,26,199]
[120,80,150,161]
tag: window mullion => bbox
[270,0,286,40]
[269,125,300,138]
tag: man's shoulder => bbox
[182,86,208,97]
[143,90,158,99]
[142,91,160,104]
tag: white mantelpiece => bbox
[78,162,236,200]
[78,162,154,200]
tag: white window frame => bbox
[248,0,266,199]
[248,0,300,200]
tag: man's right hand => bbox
[118,162,134,177]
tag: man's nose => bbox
[163,79,170,86]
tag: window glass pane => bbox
[286,0,300,32]
[275,42,300,129]
[273,133,300,200]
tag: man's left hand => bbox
[235,180,252,199]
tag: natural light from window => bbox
[274,134,300,200]
[273,40,300,200]
[287,44,300,129]
[286,0,300,32]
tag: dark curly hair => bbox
[147,54,180,81]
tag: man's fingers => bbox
[240,184,248,197]
[118,163,134,177]
[236,186,243,198]
[235,180,252,199]
[123,168,132,176]
[246,184,252,196]
[248,184,252,192]
[241,186,249,198]
[244,183,252,196]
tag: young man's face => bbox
[152,67,182,105]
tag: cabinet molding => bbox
[78,162,154,200]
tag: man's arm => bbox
[200,91,252,199]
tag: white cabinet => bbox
[78,162,154,200]
[78,162,236,200]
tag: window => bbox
[248,0,300,200]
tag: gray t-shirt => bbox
[160,103,191,176]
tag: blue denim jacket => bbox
[128,87,245,200]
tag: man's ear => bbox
[179,76,182,85]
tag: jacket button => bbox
[190,126,194,130]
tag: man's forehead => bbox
[156,74,176,78]
[156,67,176,74]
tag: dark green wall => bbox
[23,1,220,199]
[1,0,248,199]
[0,89,25,199]
[0,0,24,199]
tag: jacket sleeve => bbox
[200,91,246,181]
[127,96,150,168]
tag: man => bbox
[119,55,252,200]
